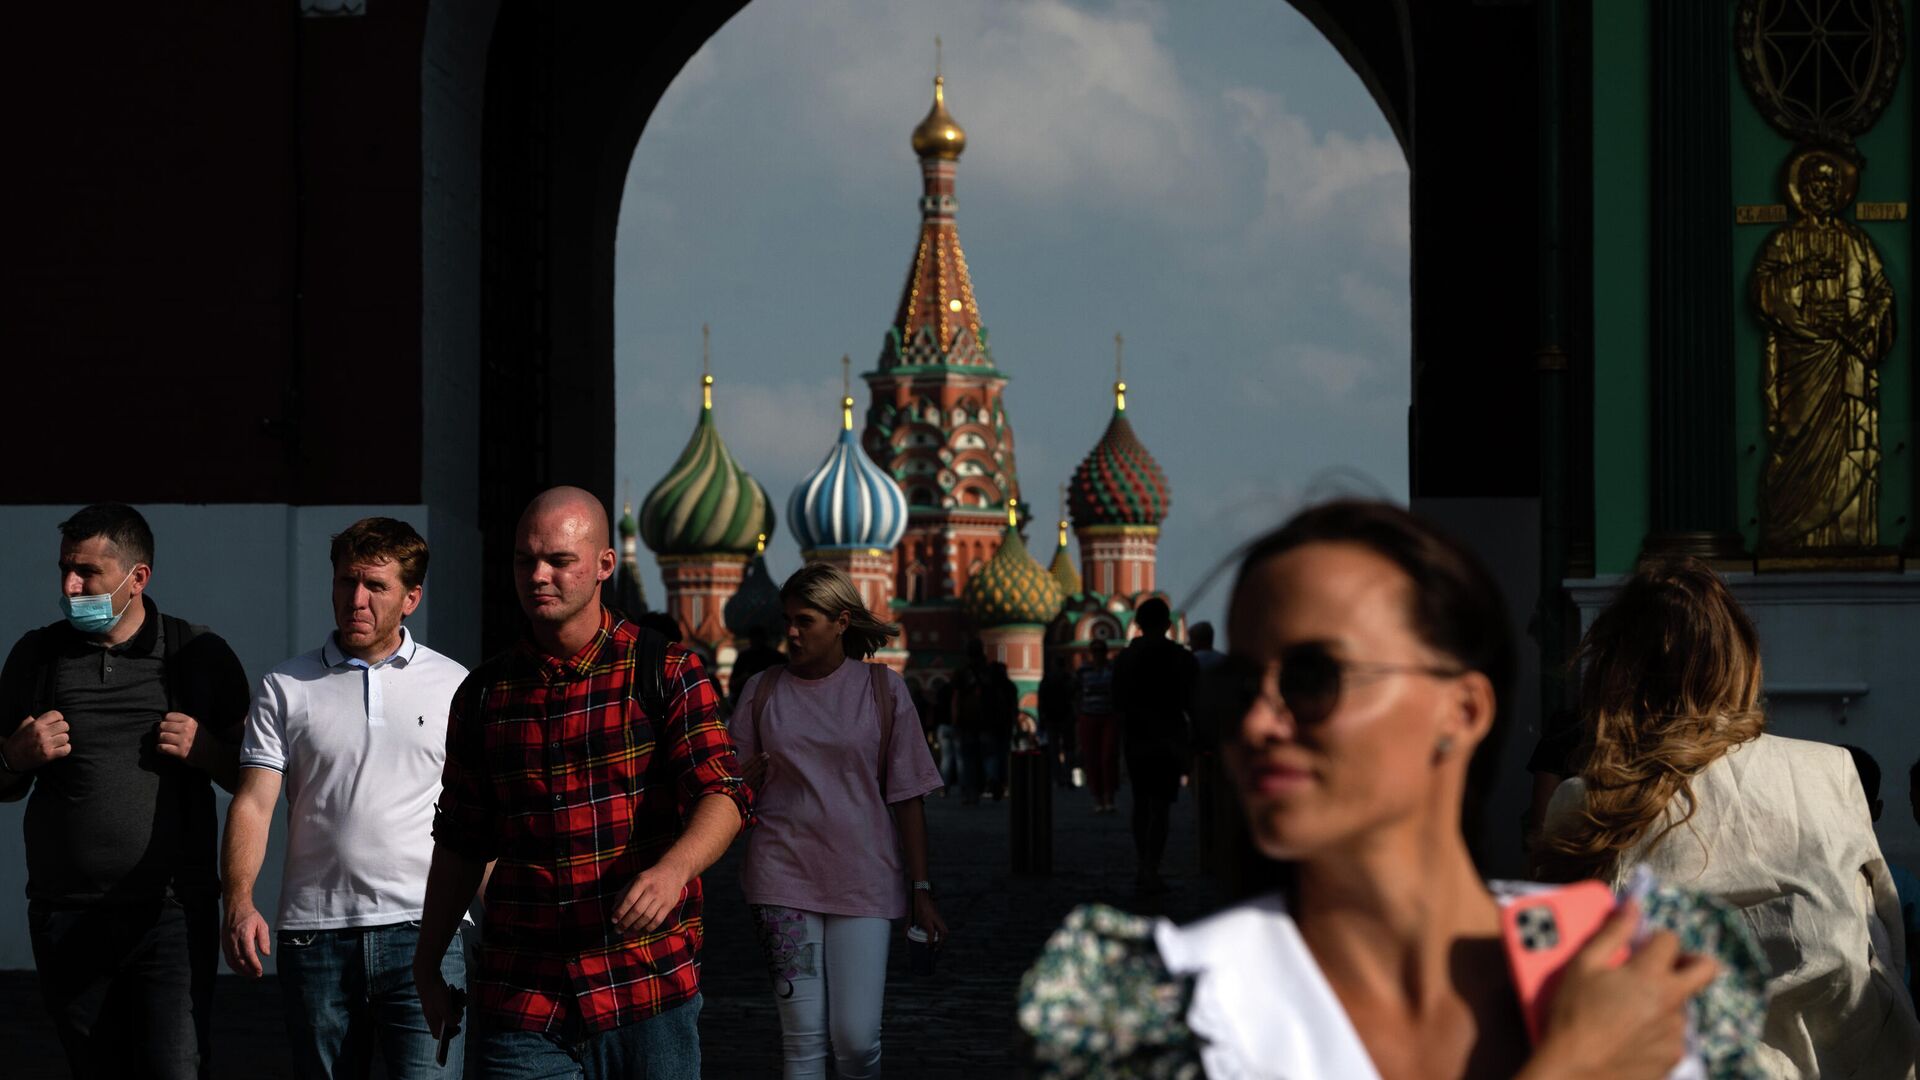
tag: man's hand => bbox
[6,711,71,771]
[613,861,691,935]
[222,901,272,978]
[414,957,460,1041]
[155,711,200,764]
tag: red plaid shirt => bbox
[433,609,752,1034]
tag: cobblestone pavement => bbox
[2,782,1226,1078]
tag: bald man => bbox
[413,487,752,1078]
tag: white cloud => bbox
[650,0,1231,215]
[1223,85,1408,263]
[1337,271,1407,333]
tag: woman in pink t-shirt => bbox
[735,563,948,1080]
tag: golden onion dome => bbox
[911,76,967,161]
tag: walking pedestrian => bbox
[984,659,1017,799]
[411,487,751,1080]
[0,503,249,1078]
[221,517,473,1077]
[1539,558,1920,1077]
[1020,500,1767,1077]
[1111,598,1197,895]
[1186,622,1228,875]
[1037,652,1076,787]
[735,563,947,1079]
[933,679,961,794]
[1074,638,1119,812]
[950,639,994,804]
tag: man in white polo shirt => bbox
[219,517,473,1078]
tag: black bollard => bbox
[1009,748,1053,874]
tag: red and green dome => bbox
[963,506,1063,628]
[1069,382,1170,529]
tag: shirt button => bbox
[550,741,560,750]
[553,793,564,805]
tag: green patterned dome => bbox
[640,378,775,557]
[963,507,1064,627]
[1048,518,1081,597]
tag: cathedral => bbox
[623,70,1180,715]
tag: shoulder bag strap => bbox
[869,662,895,797]
[749,665,785,749]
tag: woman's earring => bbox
[1434,734,1455,760]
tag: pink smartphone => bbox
[1500,881,1629,1043]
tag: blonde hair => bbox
[779,562,899,660]
[1535,558,1765,882]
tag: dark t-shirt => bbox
[1111,635,1200,747]
[0,597,248,905]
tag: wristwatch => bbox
[912,880,933,894]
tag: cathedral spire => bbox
[885,60,988,371]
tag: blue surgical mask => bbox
[61,569,135,635]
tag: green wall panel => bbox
[1591,0,1653,574]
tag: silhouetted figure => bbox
[950,639,997,804]
[1075,639,1119,812]
[728,625,784,711]
[1038,653,1076,787]
[1111,598,1197,895]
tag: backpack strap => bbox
[631,625,671,722]
[748,665,785,750]
[28,629,59,719]
[159,614,201,715]
[869,662,896,798]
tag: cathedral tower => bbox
[639,342,775,678]
[863,67,1023,683]
[1069,336,1170,605]
[792,364,912,671]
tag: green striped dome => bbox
[640,406,774,557]
[963,521,1063,627]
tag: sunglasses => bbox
[1202,644,1464,727]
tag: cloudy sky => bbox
[615,0,1409,632]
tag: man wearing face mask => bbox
[0,502,249,1079]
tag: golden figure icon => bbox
[1754,149,1896,554]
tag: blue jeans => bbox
[935,724,961,788]
[28,895,214,1080]
[276,920,467,1079]
[476,995,702,1080]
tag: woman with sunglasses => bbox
[1019,500,1766,1078]
[1537,559,1920,1077]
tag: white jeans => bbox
[752,906,892,1080]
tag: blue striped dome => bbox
[789,420,910,552]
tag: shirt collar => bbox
[115,594,164,656]
[323,625,418,669]
[519,607,618,682]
